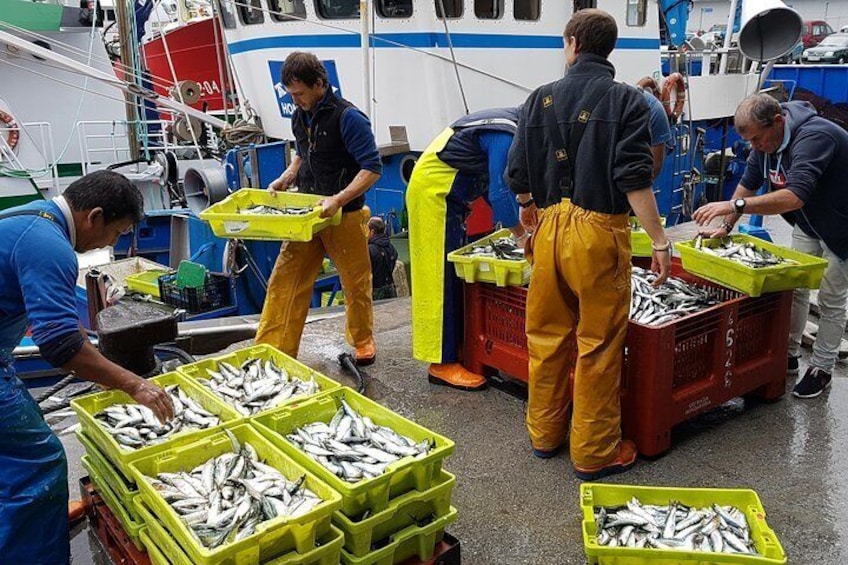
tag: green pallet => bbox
[340,507,458,565]
[334,470,455,557]
[581,483,786,565]
[129,423,342,565]
[253,387,456,518]
[81,455,145,551]
[177,344,341,418]
[676,234,828,297]
[137,497,345,565]
[71,371,242,477]
[76,429,139,518]
[447,228,530,287]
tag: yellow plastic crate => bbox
[129,423,342,565]
[581,483,786,565]
[71,372,242,478]
[339,507,458,565]
[125,269,170,297]
[81,455,145,551]
[137,496,345,565]
[200,189,342,241]
[176,344,341,417]
[677,234,828,297]
[629,216,667,258]
[253,387,456,518]
[447,229,530,287]
[76,429,139,515]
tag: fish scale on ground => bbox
[594,497,757,554]
[95,385,221,448]
[285,398,432,483]
[630,267,721,326]
[145,431,324,549]
[199,357,319,416]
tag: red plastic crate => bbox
[80,477,151,565]
[462,259,791,457]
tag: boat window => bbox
[377,0,413,18]
[268,0,306,21]
[573,0,595,11]
[216,0,238,28]
[435,0,462,18]
[238,0,265,24]
[626,0,646,26]
[514,0,539,21]
[315,0,360,19]
[474,0,502,19]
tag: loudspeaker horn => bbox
[738,0,803,62]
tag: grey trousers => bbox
[788,224,848,373]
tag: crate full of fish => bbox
[253,387,456,518]
[76,429,140,514]
[81,455,146,550]
[72,372,242,478]
[340,507,458,565]
[676,234,828,297]
[137,494,346,565]
[629,216,667,258]
[334,470,456,557]
[581,483,786,565]
[129,423,342,565]
[200,189,343,241]
[177,344,341,418]
[447,228,530,287]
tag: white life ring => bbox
[0,109,20,155]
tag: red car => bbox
[802,20,834,48]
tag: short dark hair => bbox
[64,170,144,224]
[564,9,618,59]
[281,52,329,88]
[368,216,386,234]
[735,93,782,131]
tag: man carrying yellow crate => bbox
[256,52,382,364]
[407,107,527,391]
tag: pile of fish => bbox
[630,267,720,326]
[594,497,758,554]
[95,385,221,449]
[147,433,323,549]
[198,358,320,417]
[461,237,525,261]
[238,204,312,216]
[696,237,794,268]
[285,398,433,483]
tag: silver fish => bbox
[461,237,525,261]
[699,239,794,268]
[630,267,721,326]
[238,204,313,216]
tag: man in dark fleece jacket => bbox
[694,94,848,400]
[368,216,398,300]
[506,9,670,481]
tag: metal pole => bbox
[114,0,140,159]
[719,0,739,74]
[360,0,372,118]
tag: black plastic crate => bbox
[157,272,232,313]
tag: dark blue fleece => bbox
[740,101,848,259]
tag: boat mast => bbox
[115,0,140,159]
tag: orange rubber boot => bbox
[428,363,487,391]
[573,440,638,481]
[354,338,377,366]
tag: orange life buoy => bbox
[0,109,19,154]
[661,72,686,121]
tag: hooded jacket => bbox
[740,101,848,259]
[368,232,398,295]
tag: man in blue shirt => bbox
[0,170,173,564]
[257,52,382,365]
[637,79,674,179]
[407,107,526,390]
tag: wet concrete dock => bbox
[58,216,848,564]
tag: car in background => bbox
[777,40,804,63]
[802,20,834,48]
[802,33,848,64]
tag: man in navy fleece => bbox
[694,93,848,399]
[0,170,173,564]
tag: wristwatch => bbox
[516,195,535,209]
[733,198,747,214]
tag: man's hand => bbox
[318,196,342,219]
[692,200,734,227]
[519,203,538,233]
[699,226,730,239]
[651,248,672,287]
[268,169,297,194]
[125,378,173,424]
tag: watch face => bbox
[735,199,745,209]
